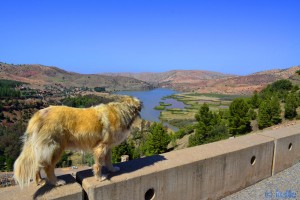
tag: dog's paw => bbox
[110,166,120,173]
[95,174,108,181]
[37,179,46,186]
[101,174,108,181]
[55,179,66,186]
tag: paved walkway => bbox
[223,162,300,200]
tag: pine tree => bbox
[229,98,251,135]
[250,91,261,108]
[270,96,282,124]
[112,140,135,163]
[285,93,298,119]
[189,103,229,147]
[258,100,271,129]
[257,98,281,129]
[141,123,170,156]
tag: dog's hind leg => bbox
[93,143,108,181]
[43,144,66,186]
[105,148,120,172]
[35,171,46,186]
[44,164,59,186]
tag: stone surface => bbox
[0,174,82,200]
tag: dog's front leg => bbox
[105,149,120,173]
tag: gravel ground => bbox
[222,162,300,200]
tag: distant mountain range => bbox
[103,66,300,94]
[0,62,153,91]
[1,62,299,94]
[103,70,233,85]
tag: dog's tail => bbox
[14,113,42,189]
[14,137,38,189]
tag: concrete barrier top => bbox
[0,174,82,200]
[257,123,300,139]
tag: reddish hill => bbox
[0,62,153,91]
[1,62,299,94]
[104,70,234,84]
[104,66,300,94]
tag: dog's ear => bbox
[133,97,142,112]
[121,96,141,112]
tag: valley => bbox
[1,62,300,179]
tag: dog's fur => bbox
[14,95,141,188]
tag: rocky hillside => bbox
[0,62,153,91]
[104,66,300,94]
[1,62,299,94]
[104,70,234,84]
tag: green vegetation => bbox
[284,93,298,119]
[112,140,135,163]
[56,151,73,168]
[261,79,293,99]
[0,122,25,171]
[258,96,282,129]
[229,98,251,135]
[159,102,172,106]
[154,105,165,110]
[0,79,26,88]
[62,94,112,108]
[166,79,300,148]
[189,103,229,147]
[154,102,172,110]
[0,79,25,98]
[160,93,238,129]
[257,79,299,129]
[141,123,171,156]
[0,87,21,98]
[296,70,300,75]
[111,122,171,163]
[94,87,106,92]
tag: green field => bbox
[154,102,172,110]
[160,92,245,128]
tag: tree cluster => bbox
[0,87,21,98]
[189,103,230,147]
[187,79,300,146]
[112,122,171,163]
[257,79,299,128]
[0,122,25,171]
[0,79,25,98]
[94,87,106,92]
[61,94,112,108]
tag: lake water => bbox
[115,88,181,130]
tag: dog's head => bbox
[120,95,142,113]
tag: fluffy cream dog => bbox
[14,95,141,188]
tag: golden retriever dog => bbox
[14,95,141,188]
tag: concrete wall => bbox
[77,134,275,200]
[258,125,300,175]
[2,124,300,200]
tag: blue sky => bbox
[0,0,299,75]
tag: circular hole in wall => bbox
[288,143,293,151]
[145,188,155,200]
[250,156,256,165]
